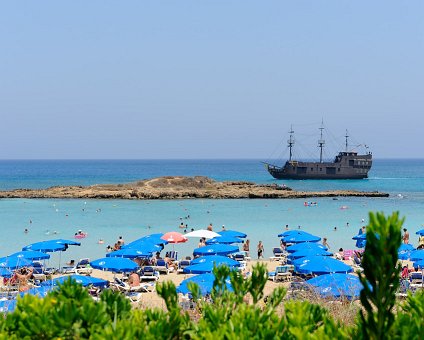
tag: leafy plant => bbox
[358,211,403,339]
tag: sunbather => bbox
[128,271,140,288]
[15,267,34,292]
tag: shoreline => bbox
[0,176,389,200]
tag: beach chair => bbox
[177,260,191,274]
[343,250,354,261]
[168,251,178,261]
[273,265,292,282]
[270,247,286,261]
[154,259,170,274]
[62,258,92,275]
[31,261,47,282]
[111,277,154,293]
[139,266,160,281]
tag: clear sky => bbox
[0,1,423,159]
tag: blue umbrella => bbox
[183,261,240,274]
[352,234,367,240]
[398,244,415,260]
[107,247,153,259]
[22,240,66,253]
[287,248,333,260]
[123,233,168,249]
[177,273,233,296]
[52,239,81,246]
[286,243,328,253]
[206,236,244,245]
[218,230,247,238]
[0,256,33,269]
[295,256,353,275]
[42,275,109,288]
[0,268,13,278]
[278,230,301,238]
[22,285,57,298]
[9,250,50,261]
[410,250,424,262]
[281,231,321,244]
[191,255,240,266]
[416,229,424,236]
[413,259,424,268]
[90,257,139,273]
[193,244,239,257]
[0,299,17,313]
[306,273,364,298]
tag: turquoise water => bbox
[0,159,423,266]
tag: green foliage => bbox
[358,211,403,340]
[0,212,422,339]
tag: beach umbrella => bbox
[22,285,57,298]
[0,299,17,313]
[184,229,221,239]
[52,239,81,246]
[416,229,424,236]
[42,275,109,288]
[191,255,240,266]
[287,248,333,260]
[90,257,139,273]
[281,231,321,244]
[306,273,364,299]
[193,244,239,257]
[123,233,168,249]
[295,256,353,275]
[9,250,50,261]
[22,240,66,253]
[286,243,328,253]
[352,234,367,240]
[0,268,13,278]
[106,247,153,259]
[398,244,415,260]
[183,261,240,274]
[177,273,232,296]
[161,232,187,244]
[218,230,247,238]
[409,250,424,262]
[413,259,424,267]
[0,256,33,270]
[278,230,301,238]
[206,235,244,245]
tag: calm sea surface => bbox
[0,159,423,265]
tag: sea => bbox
[1,159,423,267]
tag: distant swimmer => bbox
[285,224,289,231]
[179,222,185,229]
[98,239,104,244]
[334,227,337,231]
[24,228,29,234]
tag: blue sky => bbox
[0,1,423,159]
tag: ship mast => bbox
[345,129,349,152]
[288,125,294,161]
[318,121,325,163]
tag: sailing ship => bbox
[265,124,372,180]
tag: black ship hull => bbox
[266,153,372,180]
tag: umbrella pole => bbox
[59,251,62,272]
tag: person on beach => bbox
[403,228,410,244]
[257,241,264,259]
[117,236,125,246]
[198,238,206,248]
[14,267,34,292]
[243,239,250,256]
[280,239,286,251]
[335,248,344,260]
[128,271,140,288]
[418,235,424,250]
[207,223,213,231]
[322,237,330,249]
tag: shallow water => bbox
[0,159,423,266]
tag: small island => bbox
[0,176,389,199]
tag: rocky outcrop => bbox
[0,176,389,199]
